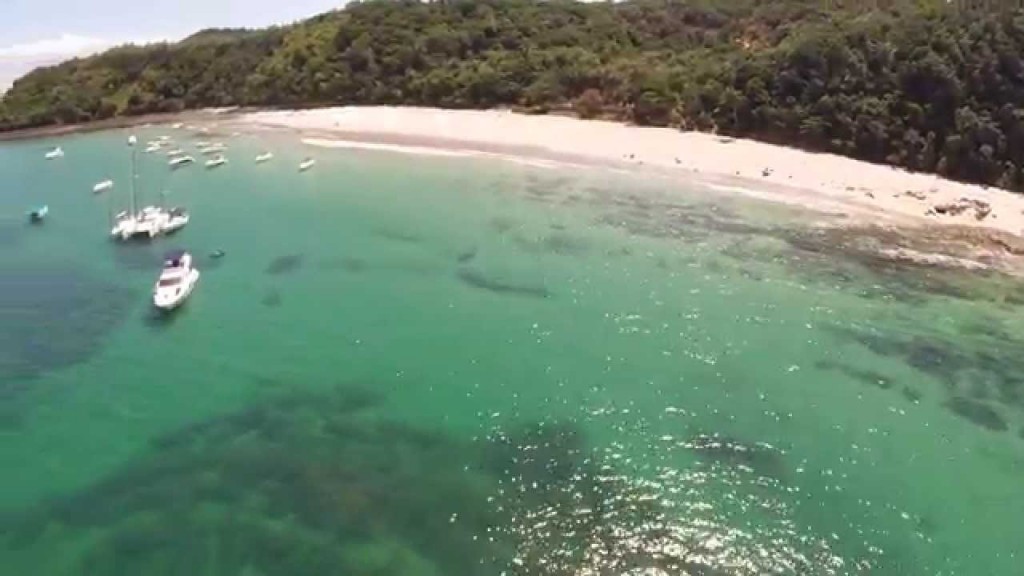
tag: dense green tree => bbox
[6,0,1024,190]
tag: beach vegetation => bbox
[5,0,1024,190]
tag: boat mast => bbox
[128,135,138,216]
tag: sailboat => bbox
[110,135,190,240]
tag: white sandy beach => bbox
[242,106,1024,239]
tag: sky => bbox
[0,0,344,89]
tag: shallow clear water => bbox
[0,127,1022,575]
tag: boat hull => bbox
[111,219,160,240]
[111,207,189,240]
[163,215,190,234]
[153,270,199,311]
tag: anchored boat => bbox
[205,155,228,169]
[169,155,195,168]
[153,250,200,311]
[110,135,191,240]
[27,205,48,223]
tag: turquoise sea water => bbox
[0,126,1022,575]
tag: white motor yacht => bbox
[153,250,199,311]
[93,179,114,194]
[45,146,64,159]
[299,158,316,172]
[255,152,274,164]
[166,148,186,157]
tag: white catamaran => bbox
[110,135,191,240]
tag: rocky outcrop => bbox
[931,198,992,221]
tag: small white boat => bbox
[45,147,64,159]
[159,135,171,141]
[255,152,274,164]
[171,123,184,129]
[199,144,226,155]
[145,144,162,153]
[299,158,316,172]
[93,179,114,193]
[166,148,185,157]
[28,205,48,223]
[169,155,195,168]
[195,140,211,147]
[153,250,199,311]
[205,155,228,169]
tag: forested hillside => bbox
[4,0,1024,190]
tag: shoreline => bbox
[0,113,185,142]
[0,108,248,142]
[238,106,1024,273]
[8,105,1022,238]
[7,105,1024,271]
[240,107,1024,235]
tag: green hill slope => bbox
[3,0,1024,190]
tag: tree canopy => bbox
[5,0,1024,190]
